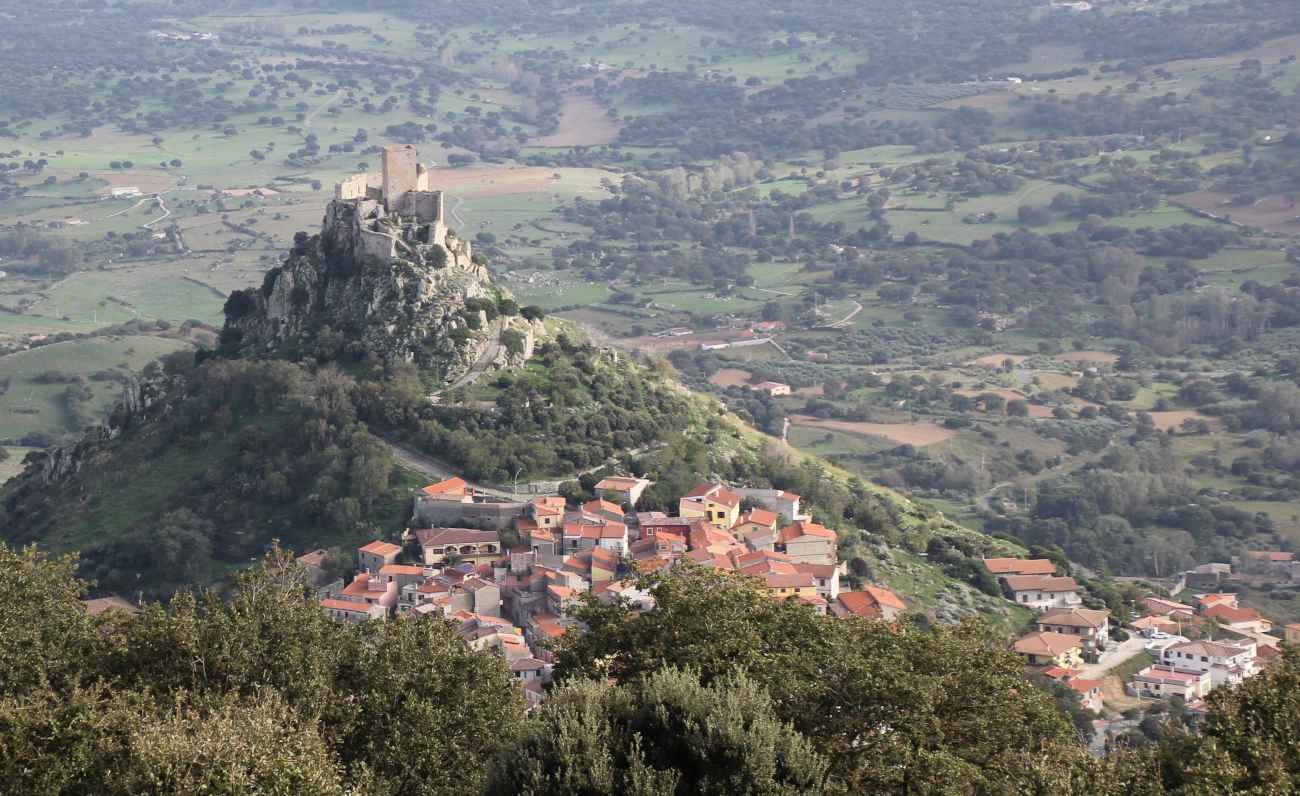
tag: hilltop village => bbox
[296,467,1300,714]
[311,476,903,707]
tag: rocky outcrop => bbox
[23,376,173,488]
[221,198,540,382]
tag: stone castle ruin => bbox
[327,144,473,268]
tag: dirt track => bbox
[789,415,958,446]
[534,95,623,147]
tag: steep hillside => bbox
[221,189,543,382]
[0,193,1036,625]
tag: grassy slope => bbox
[11,406,415,561]
[0,335,192,440]
[704,399,1035,633]
[2,320,1032,631]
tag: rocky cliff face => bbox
[221,199,542,382]
[24,375,172,487]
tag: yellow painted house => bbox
[761,571,818,601]
[678,483,742,529]
[1014,631,1084,669]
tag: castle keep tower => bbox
[327,146,469,267]
[382,144,419,213]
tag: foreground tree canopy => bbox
[2,543,1299,794]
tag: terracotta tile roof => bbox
[590,547,619,565]
[638,516,699,533]
[359,540,401,557]
[1003,575,1078,593]
[778,520,836,543]
[563,552,592,570]
[1245,550,1293,562]
[779,490,800,501]
[1040,666,1080,680]
[83,596,141,616]
[862,586,905,610]
[654,530,686,547]
[461,577,496,592]
[531,614,567,639]
[689,525,739,550]
[1195,593,1238,607]
[1134,666,1204,685]
[341,574,386,598]
[583,499,624,516]
[547,584,575,600]
[637,557,671,572]
[983,557,1055,576]
[834,591,885,619]
[510,657,547,671]
[763,572,816,589]
[421,477,468,496]
[793,563,837,578]
[296,549,327,567]
[564,521,628,540]
[415,528,500,546]
[1166,640,1250,658]
[1038,607,1109,629]
[595,476,648,491]
[798,594,828,607]
[1067,678,1102,693]
[1145,597,1195,614]
[732,549,793,568]
[684,482,718,499]
[685,549,735,569]
[1131,615,1179,632]
[684,483,741,508]
[1256,644,1282,664]
[379,564,425,576]
[735,508,778,528]
[1014,631,1083,657]
[736,558,797,576]
[1202,604,1263,624]
[321,598,373,613]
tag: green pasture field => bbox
[0,335,191,441]
[1275,62,1300,94]
[746,260,807,289]
[0,446,35,484]
[1234,500,1300,542]
[714,341,787,362]
[788,424,896,458]
[21,266,227,328]
[884,181,1085,246]
[645,289,766,315]
[551,306,647,337]
[1193,248,1293,289]
[920,496,985,531]
[1107,201,1218,230]
[508,276,611,310]
[483,20,708,71]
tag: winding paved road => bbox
[384,442,528,499]
[436,318,506,396]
